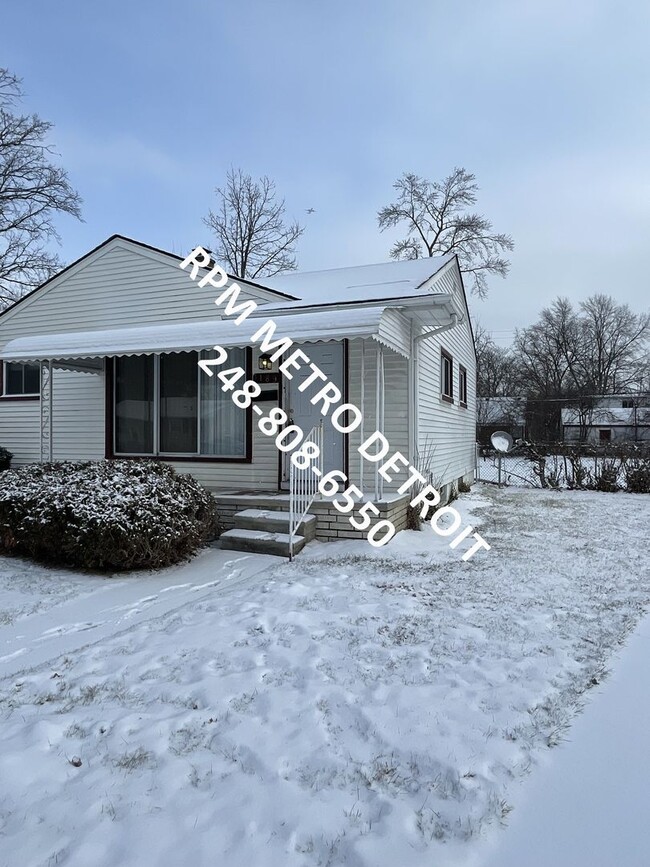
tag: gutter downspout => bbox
[413,312,460,345]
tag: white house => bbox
[0,235,477,552]
[561,395,650,444]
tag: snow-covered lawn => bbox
[0,486,649,867]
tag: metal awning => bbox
[0,305,416,363]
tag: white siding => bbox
[377,309,411,357]
[0,368,105,466]
[0,240,278,346]
[51,368,106,461]
[0,400,40,465]
[416,266,476,489]
[0,240,287,487]
[347,339,410,494]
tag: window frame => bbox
[108,350,253,464]
[459,364,468,408]
[599,428,612,442]
[0,360,41,400]
[440,349,454,403]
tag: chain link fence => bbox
[475,445,539,487]
[475,441,650,491]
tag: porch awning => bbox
[0,305,411,363]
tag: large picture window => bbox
[114,349,248,458]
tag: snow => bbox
[480,612,650,867]
[0,486,649,866]
[261,255,455,305]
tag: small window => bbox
[599,429,612,442]
[3,362,40,396]
[441,349,453,402]
[459,365,468,407]
[622,400,634,409]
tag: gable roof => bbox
[0,234,298,323]
[261,255,455,306]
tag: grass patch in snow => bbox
[0,486,648,866]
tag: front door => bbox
[282,341,345,485]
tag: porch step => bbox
[233,509,317,541]
[220,528,306,557]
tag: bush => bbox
[0,459,219,571]
[594,458,620,493]
[624,459,650,494]
[0,447,13,472]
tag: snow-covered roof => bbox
[561,406,648,425]
[261,255,455,306]
[1,305,413,363]
[478,397,526,424]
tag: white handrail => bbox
[289,422,323,560]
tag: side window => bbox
[441,349,453,402]
[3,362,40,396]
[459,365,468,407]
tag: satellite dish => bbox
[491,430,513,453]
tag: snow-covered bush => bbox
[0,460,219,570]
[624,459,650,494]
[0,446,12,472]
[593,458,620,492]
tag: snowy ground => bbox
[0,485,649,867]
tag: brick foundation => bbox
[212,492,410,542]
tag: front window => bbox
[115,355,154,454]
[599,429,612,442]
[3,361,40,396]
[114,349,247,458]
[441,350,453,402]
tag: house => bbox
[0,235,477,553]
[477,396,527,445]
[561,395,650,443]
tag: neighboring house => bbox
[477,396,527,444]
[0,235,477,551]
[561,395,650,443]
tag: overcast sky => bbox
[3,0,649,342]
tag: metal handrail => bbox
[288,422,323,560]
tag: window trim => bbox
[441,348,454,404]
[459,364,468,408]
[106,350,253,464]
[0,360,41,401]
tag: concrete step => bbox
[233,509,317,541]
[220,528,306,557]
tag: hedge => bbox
[0,459,219,570]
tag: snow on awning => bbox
[0,306,411,363]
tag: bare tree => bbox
[377,168,514,298]
[513,298,582,399]
[475,324,517,397]
[515,295,649,399]
[513,295,650,439]
[0,68,82,310]
[577,294,650,393]
[203,168,304,280]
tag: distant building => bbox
[561,395,650,443]
[477,397,527,444]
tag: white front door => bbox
[282,341,345,484]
